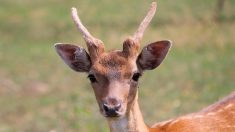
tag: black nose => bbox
[103,103,121,117]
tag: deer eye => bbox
[132,73,141,82]
[88,74,97,83]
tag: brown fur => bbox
[90,50,139,115]
[55,41,235,132]
[150,92,235,132]
[56,40,235,132]
[56,41,235,132]
[55,2,235,131]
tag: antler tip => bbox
[71,7,76,10]
[71,7,77,14]
[151,1,157,6]
[150,1,157,10]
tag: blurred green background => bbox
[0,0,235,131]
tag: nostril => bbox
[103,103,109,112]
[114,103,121,111]
[103,103,121,112]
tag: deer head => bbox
[55,2,171,119]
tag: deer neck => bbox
[107,95,149,132]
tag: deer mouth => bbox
[104,111,122,118]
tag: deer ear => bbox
[55,43,91,72]
[137,40,172,70]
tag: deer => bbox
[54,2,235,132]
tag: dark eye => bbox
[132,73,141,82]
[88,74,97,83]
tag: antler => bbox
[123,2,157,57]
[133,2,157,42]
[71,7,104,61]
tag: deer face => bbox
[88,51,139,117]
[55,40,171,118]
[55,2,172,118]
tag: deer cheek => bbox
[92,86,104,106]
[127,84,138,106]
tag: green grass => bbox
[0,0,235,131]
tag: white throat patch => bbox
[109,117,128,132]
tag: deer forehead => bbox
[91,51,138,79]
